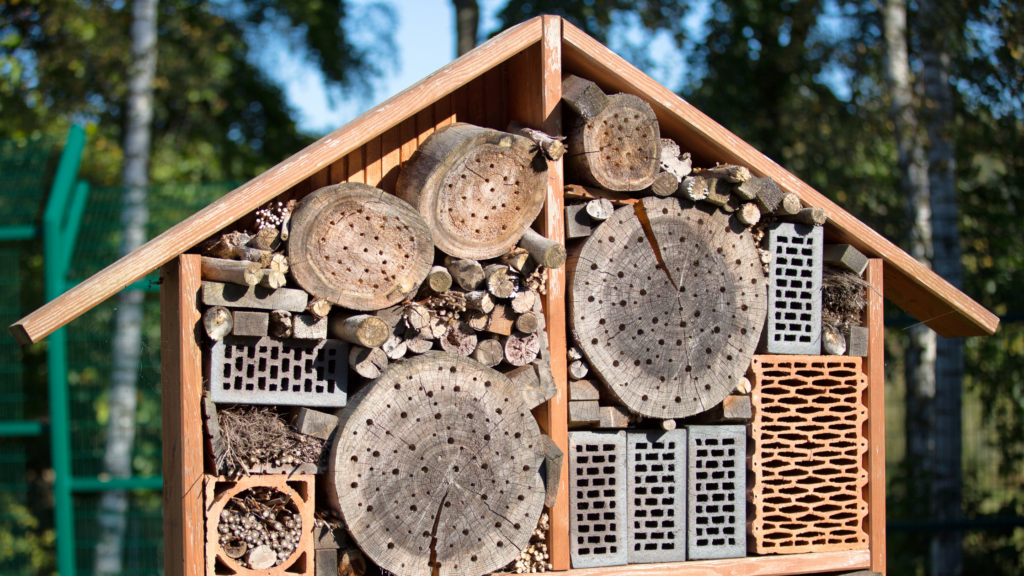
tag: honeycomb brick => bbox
[204,474,315,576]
[626,430,687,564]
[760,222,823,355]
[208,335,348,408]
[686,425,746,560]
[749,355,869,555]
[569,430,627,568]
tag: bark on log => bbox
[329,314,390,348]
[563,77,661,192]
[510,290,536,314]
[465,290,495,314]
[502,331,541,366]
[269,310,293,338]
[702,164,751,183]
[327,353,548,576]
[203,306,233,340]
[659,138,692,181]
[702,177,731,207]
[200,257,263,287]
[424,266,453,294]
[518,228,566,269]
[471,338,504,367]
[514,311,540,334]
[396,123,548,260]
[348,346,388,379]
[445,258,485,291]
[289,182,434,311]
[381,334,408,360]
[777,192,803,216]
[779,207,828,226]
[568,197,766,419]
[439,321,478,356]
[646,171,680,198]
[204,231,251,259]
[678,175,710,202]
[737,203,761,227]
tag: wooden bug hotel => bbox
[11,15,998,576]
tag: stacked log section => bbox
[565,93,661,192]
[748,356,869,555]
[568,198,766,419]
[288,183,435,311]
[396,123,548,260]
[327,353,548,576]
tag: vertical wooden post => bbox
[864,259,886,574]
[161,254,205,576]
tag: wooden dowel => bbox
[200,256,262,287]
[518,228,566,269]
[329,314,389,348]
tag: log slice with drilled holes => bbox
[565,94,661,192]
[327,352,548,576]
[567,197,766,418]
[289,183,434,311]
[396,123,548,260]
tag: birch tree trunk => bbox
[918,1,964,573]
[95,0,157,573]
[452,0,479,57]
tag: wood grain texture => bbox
[347,145,365,184]
[379,126,401,193]
[10,17,545,345]
[364,135,382,187]
[329,156,347,185]
[559,20,996,339]
[160,254,205,576]
[551,549,870,576]
[864,259,886,575]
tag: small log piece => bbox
[204,231,250,259]
[485,304,516,336]
[569,400,601,427]
[777,192,803,215]
[738,176,784,214]
[381,334,408,360]
[823,244,869,276]
[569,379,600,402]
[471,338,504,367]
[484,264,517,299]
[562,76,661,192]
[203,306,233,340]
[348,346,388,379]
[232,311,269,337]
[565,203,596,239]
[200,256,263,287]
[292,314,328,339]
[289,182,435,311]
[445,257,485,291]
[329,314,390,348]
[500,248,531,273]
[514,311,540,334]
[466,311,489,332]
[230,245,273,266]
[338,548,366,576]
[439,321,478,356]
[396,123,548,260]
[586,198,615,221]
[508,121,567,161]
[779,206,828,226]
[568,359,589,380]
[269,310,293,338]
[465,290,495,314]
[661,419,677,431]
[599,405,631,428]
[403,303,431,330]
[735,377,752,395]
[659,138,692,181]
[737,203,762,226]
[404,330,435,355]
[268,253,289,274]
[424,266,453,294]
[564,184,638,207]
[255,269,287,290]
[249,227,281,251]
[678,175,710,202]
[502,331,541,366]
[702,177,731,207]
[518,228,566,269]
[510,290,537,314]
[646,171,681,198]
[702,164,751,183]
[822,324,848,356]
[307,297,332,320]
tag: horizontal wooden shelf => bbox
[548,550,871,576]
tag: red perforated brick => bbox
[748,356,869,555]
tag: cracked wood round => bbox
[288,183,434,311]
[565,94,661,192]
[567,197,766,419]
[327,352,547,576]
[396,123,548,260]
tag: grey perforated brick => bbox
[626,430,687,564]
[686,425,746,560]
[760,222,823,355]
[208,335,349,408]
[569,430,627,568]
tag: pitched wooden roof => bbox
[10,15,998,345]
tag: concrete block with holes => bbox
[686,425,746,560]
[760,222,823,355]
[626,430,687,564]
[208,335,348,407]
[569,430,628,568]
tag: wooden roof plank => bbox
[9,17,545,346]
[561,21,997,338]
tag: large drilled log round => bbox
[565,94,661,192]
[327,352,547,576]
[568,197,766,419]
[396,123,548,260]
[288,183,435,311]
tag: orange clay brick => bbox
[204,474,315,576]
[748,356,869,555]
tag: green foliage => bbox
[0,493,56,576]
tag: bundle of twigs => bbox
[822,265,869,329]
[216,406,325,476]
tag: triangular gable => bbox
[10,15,997,344]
